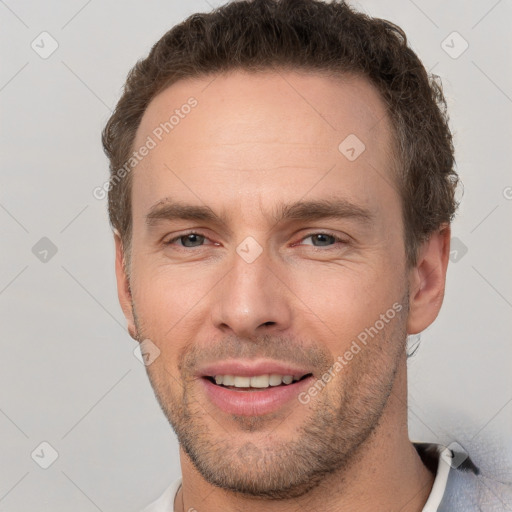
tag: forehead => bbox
[135,69,393,150]
[131,70,398,220]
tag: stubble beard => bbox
[133,294,409,500]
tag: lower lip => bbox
[200,377,314,416]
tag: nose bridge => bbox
[211,243,292,336]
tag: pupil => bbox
[182,234,204,247]
[314,234,333,246]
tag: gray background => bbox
[1,0,511,510]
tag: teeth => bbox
[250,375,270,388]
[222,375,235,386]
[269,374,283,386]
[233,376,251,387]
[212,374,304,388]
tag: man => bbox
[102,1,491,510]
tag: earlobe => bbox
[114,231,138,341]
[407,225,451,335]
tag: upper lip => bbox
[197,359,312,378]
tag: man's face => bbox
[124,71,411,498]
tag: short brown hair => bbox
[102,0,459,269]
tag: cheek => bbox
[291,261,404,348]
[130,263,215,342]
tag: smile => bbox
[201,373,314,416]
[207,373,311,389]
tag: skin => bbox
[115,70,450,512]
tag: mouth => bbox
[199,367,315,416]
[204,373,313,391]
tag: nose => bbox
[210,247,293,338]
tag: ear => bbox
[114,231,138,341]
[407,224,451,335]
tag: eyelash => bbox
[164,230,348,250]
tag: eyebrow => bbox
[145,197,374,231]
[272,198,373,225]
[146,200,231,230]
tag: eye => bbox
[299,232,347,248]
[163,231,348,251]
[165,232,209,248]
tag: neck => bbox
[175,357,435,512]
